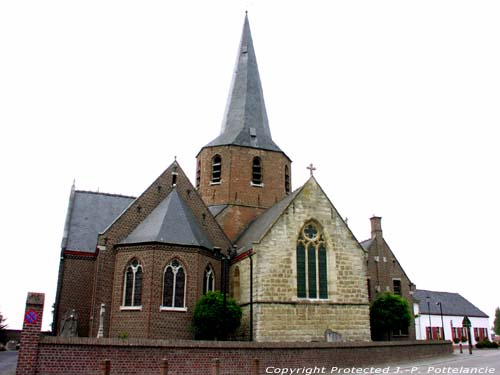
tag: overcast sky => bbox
[1,1,499,332]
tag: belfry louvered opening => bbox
[252,157,262,185]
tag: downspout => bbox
[249,249,254,341]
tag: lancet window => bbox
[203,264,215,294]
[123,259,143,307]
[162,259,186,309]
[296,221,328,299]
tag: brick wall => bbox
[109,244,222,339]
[16,293,45,375]
[55,253,95,337]
[197,145,291,240]
[34,336,452,375]
[365,217,416,340]
[89,162,231,337]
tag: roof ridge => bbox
[75,190,136,199]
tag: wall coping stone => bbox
[40,336,451,350]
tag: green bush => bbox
[370,293,411,341]
[475,339,498,349]
[192,291,242,340]
[453,338,460,344]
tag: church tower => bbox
[196,15,291,241]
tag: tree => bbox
[192,291,242,340]
[494,307,500,335]
[0,312,7,344]
[370,293,412,341]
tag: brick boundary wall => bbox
[15,293,452,375]
[34,337,452,375]
[16,293,45,375]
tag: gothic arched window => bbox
[296,221,328,299]
[203,264,215,294]
[123,259,143,307]
[162,259,186,309]
[211,155,222,183]
[252,157,262,185]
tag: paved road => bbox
[373,350,500,375]
[0,351,17,375]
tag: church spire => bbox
[204,14,282,152]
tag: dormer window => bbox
[252,157,262,185]
[211,155,222,184]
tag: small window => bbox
[203,265,215,294]
[285,165,290,194]
[123,259,143,307]
[196,160,201,189]
[252,157,262,185]
[211,155,221,183]
[162,259,186,309]
[393,279,402,295]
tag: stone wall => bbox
[247,178,371,342]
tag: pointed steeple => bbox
[204,14,282,152]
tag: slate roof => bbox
[414,290,488,318]
[203,14,282,153]
[62,189,135,253]
[235,187,303,254]
[360,238,373,250]
[208,204,228,217]
[121,188,214,249]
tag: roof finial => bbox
[307,163,316,176]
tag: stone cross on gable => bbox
[307,163,316,176]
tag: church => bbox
[54,15,376,342]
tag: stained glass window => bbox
[123,259,143,307]
[296,222,328,299]
[162,260,186,308]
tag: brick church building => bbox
[54,15,413,342]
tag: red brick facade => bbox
[364,217,416,340]
[197,145,291,240]
[54,253,96,337]
[109,244,222,339]
[88,162,231,338]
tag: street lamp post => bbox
[436,301,445,340]
[426,296,432,340]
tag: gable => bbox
[99,161,230,252]
[236,176,366,255]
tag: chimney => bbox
[370,216,383,239]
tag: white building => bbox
[413,290,490,346]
